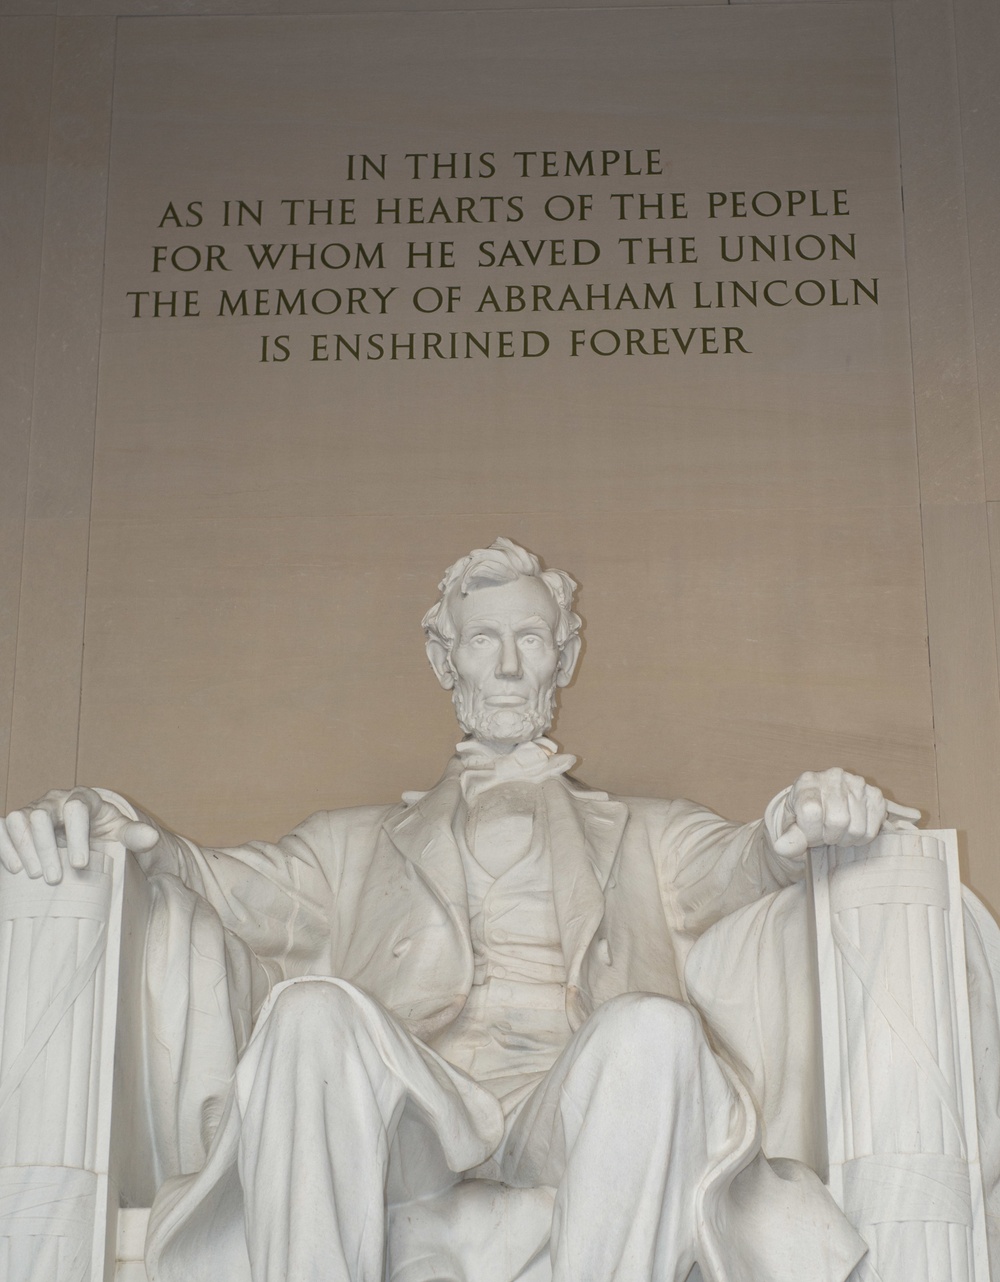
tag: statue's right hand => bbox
[0,789,159,884]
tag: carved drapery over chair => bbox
[0,800,994,1282]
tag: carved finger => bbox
[771,821,808,859]
[29,808,63,884]
[792,789,826,845]
[865,789,888,841]
[886,800,922,823]
[821,788,851,845]
[63,797,92,870]
[845,788,868,845]
[6,810,42,878]
[0,820,24,874]
[66,785,103,822]
[122,821,159,854]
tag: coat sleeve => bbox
[652,798,806,937]
[134,806,387,977]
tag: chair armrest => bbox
[0,813,148,1282]
[811,829,990,1282]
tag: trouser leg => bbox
[498,993,740,1282]
[234,979,503,1282]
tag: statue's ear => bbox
[426,637,455,690]
[556,634,582,688]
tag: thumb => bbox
[66,788,158,852]
[122,821,160,853]
[771,821,808,859]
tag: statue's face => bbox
[446,576,566,746]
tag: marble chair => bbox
[0,798,993,1282]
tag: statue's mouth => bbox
[484,694,528,707]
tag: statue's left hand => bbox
[769,767,918,859]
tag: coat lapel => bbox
[543,778,628,1026]
[382,772,470,923]
[338,772,473,1037]
[374,764,628,1035]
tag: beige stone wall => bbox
[2,0,999,917]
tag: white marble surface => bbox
[6,541,995,1282]
[812,830,990,1281]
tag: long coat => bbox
[141,760,863,1282]
[143,759,799,1032]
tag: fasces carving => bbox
[813,832,991,1282]
[0,843,123,1281]
[0,539,997,1282]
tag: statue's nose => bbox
[496,635,522,678]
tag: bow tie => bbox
[455,737,577,804]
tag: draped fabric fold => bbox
[140,873,275,1187]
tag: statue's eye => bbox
[469,634,493,647]
[520,634,541,647]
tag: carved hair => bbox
[422,537,581,650]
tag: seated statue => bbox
[1,538,995,1282]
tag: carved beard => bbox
[451,681,557,746]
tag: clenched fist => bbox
[769,767,918,859]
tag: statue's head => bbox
[422,538,582,749]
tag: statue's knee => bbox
[590,993,705,1062]
[263,979,364,1046]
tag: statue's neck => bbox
[468,737,521,757]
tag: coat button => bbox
[596,938,612,966]
[392,938,411,957]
